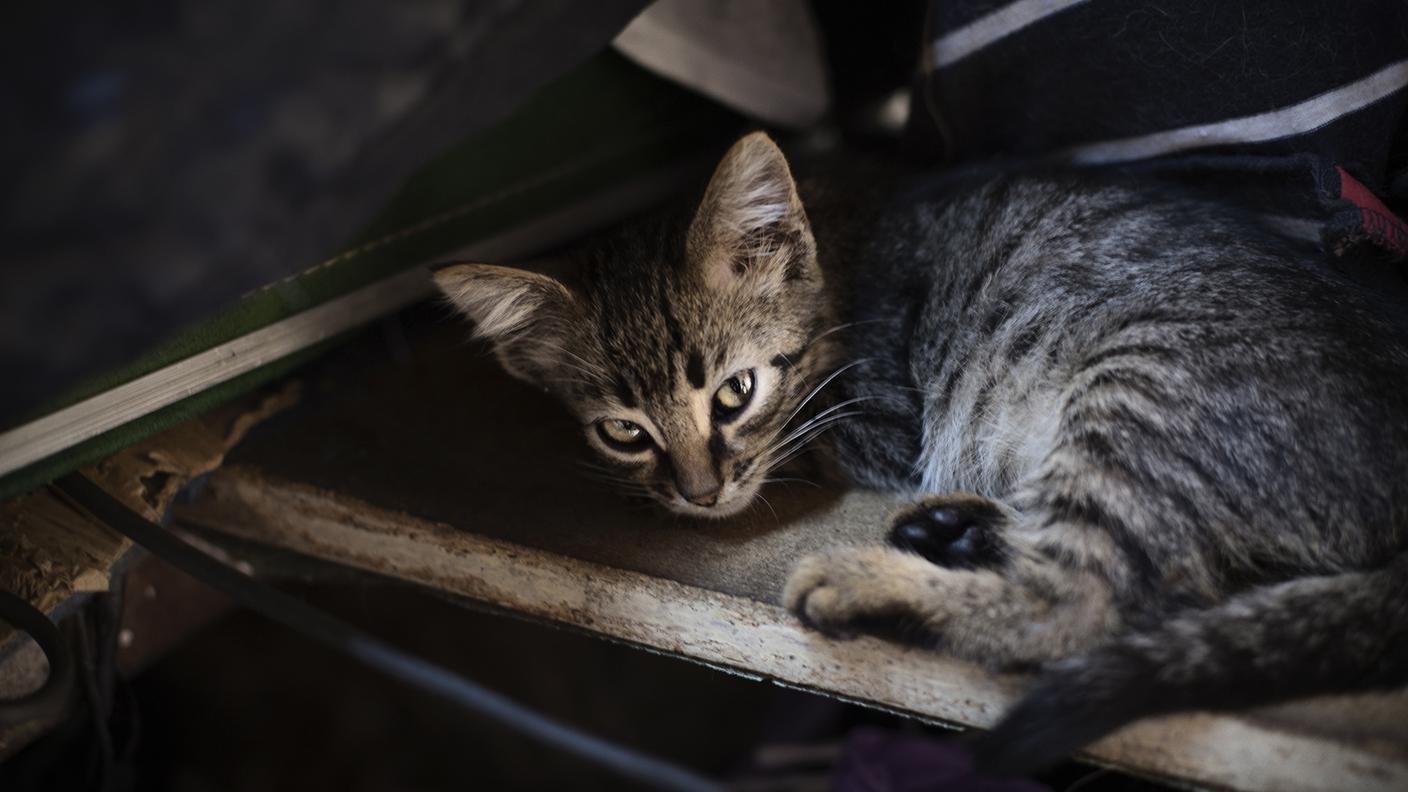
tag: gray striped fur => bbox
[437,134,1408,772]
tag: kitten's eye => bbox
[597,419,649,450]
[713,369,755,420]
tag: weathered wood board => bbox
[0,383,298,637]
[0,384,297,758]
[173,318,1408,792]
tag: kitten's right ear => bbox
[688,132,817,293]
[432,263,576,384]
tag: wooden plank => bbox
[156,307,1408,792]
[0,159,703,480]
[179,465,1408,792]
[0,383,300,631]
[0,383,300,759]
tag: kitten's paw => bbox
[782,546,942,640]
[888,493,1011,569]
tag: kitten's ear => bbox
[432,263,576,384]
[688,132,818,292]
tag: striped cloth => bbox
[917,0,1408,260]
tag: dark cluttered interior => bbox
[4,3,1408,792]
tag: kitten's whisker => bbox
[574,459,630,470]
[584,480,650,494]
[762,397,877,462]
[772,411,865,457]
[573,459,629,473]
[573,460,649,477]
[755,491,779,521]
[768,444,827,472]
[575,470,655,493]
[571,460,662,502]
[767,395,882,454]
[764,416,854,467]
[777,357,874,434]
[761,476,820,488]
[768,440,831,473]
[810,318,893,345]
[765,412,866,471]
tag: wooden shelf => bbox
[172,313,1408,792]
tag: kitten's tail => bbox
[974,552,1408,775]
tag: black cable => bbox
[55,473,725,792]
[0,590,73,729]
[71,611,115,790]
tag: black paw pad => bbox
[889,500,1007,569]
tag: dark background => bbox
[0,0,926,428]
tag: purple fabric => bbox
[834,727,1050,792]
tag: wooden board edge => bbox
[175,466,1408,792]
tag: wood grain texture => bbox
[179,465,1408,792]
[0,383,299,628]
[0,383,299,758]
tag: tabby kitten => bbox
[434,133,1408,772]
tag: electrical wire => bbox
[0,590,73,728]
[55,473,726,792]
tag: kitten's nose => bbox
[680,481,722,507]
[676,472,722,507]
[673,444,723,507]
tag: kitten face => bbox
[569,282,821,517]
[435,133,831,517]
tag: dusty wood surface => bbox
[0,491,125,617]
[180,466,1408,792]
[0,382,298,630]
[173,318,1408,792]
[0,383,297,757]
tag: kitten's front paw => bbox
[782,546,943,640]
[888,493,1011,569]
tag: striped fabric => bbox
[919,0,1408,259]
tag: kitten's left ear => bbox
[688,132,818,292]
[432,262,577,384]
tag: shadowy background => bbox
[0,0,650,423]
[0,0,927,427]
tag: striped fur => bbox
[439,134,1408,771]
[789,159,1408,772]
[436,134,834,517]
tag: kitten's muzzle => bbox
[671,442,725,507]
[678,478,722,507]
